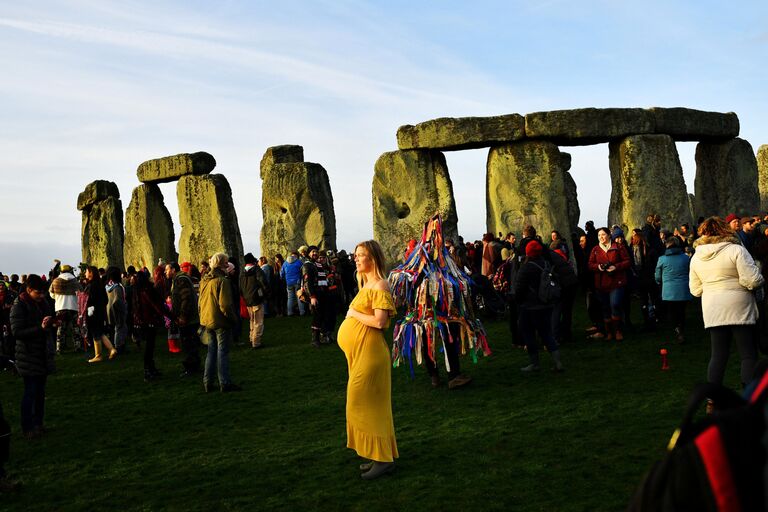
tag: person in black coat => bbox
[10,275,56,439]
[513,241,564,373]
[240,253,269,349]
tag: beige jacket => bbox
[689,235,764,328]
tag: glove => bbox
[87,306,94,317]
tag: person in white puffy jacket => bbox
[690,217,765,387]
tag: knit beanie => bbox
[525,240,543,258]
[611,227,625,240]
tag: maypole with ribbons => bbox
[388,214,491,377]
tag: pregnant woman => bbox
[337,240,398,480]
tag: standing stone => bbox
[124,184,177,269]
[177,174,244,267]
[757,145,768,212]
[78,180,124,269]
[137,152,216,184]
[694,138,760,218]
[688,193,697,225]
[608,135,691,234]
[373,150,458,266]
[260,146,336,259]
[486,141,570,242]
[260,145,304,175]
[558,151,581,236]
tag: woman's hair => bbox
[259,256,268,266]
[665,236,681,249]
[630,228,647,246]
[597,227,611,238]
[134,269,150,290]
[209,252,228,270]
[355,240,387,289]
[698,216,733,238]
[106,266,122,284]
[86,265,102,287]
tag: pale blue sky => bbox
[1,1,766,275]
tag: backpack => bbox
[627,367,768,512]
[492,259,512,293]
[530,261,561,304]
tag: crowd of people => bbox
[2,210,768,487]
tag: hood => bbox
[693,235,740,261]
[202,267,225,283]
[664,247,684,256]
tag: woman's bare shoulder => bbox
[371,278,390,292]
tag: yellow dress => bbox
[337,287,399,462]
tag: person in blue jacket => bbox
[280,251,306,316]
[655,236,693,343]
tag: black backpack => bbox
[627,368,768,512]
[530,261,561,304]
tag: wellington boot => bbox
[612,317,624,341]
[604,319,614,341]
[550,350,564,373]
[311,330,321,348]
[88,341,104,363]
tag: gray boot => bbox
[551,349,564,372]
[521,353,540,373]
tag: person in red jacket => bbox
[588,227,631,341]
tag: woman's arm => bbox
[735,246,765,290]
[346,307,390,329]
[346,280,391,329]
[689,260,703,297]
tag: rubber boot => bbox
[612,316,624,341]
[604,318,614,341]
[88,340,103,363]
[521,352,540,372]
[311,330,321,348]
[102,336,118,359]
[550,349,564,372]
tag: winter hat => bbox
[298,245,309,255]
[180,262,192,272]
[725,213,739,224]
[611,227,625,240]
[243,253,257,264]
[60,264,73,273]
[525,240,543,258]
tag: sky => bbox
[1,0,767,276]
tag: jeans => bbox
[286,284,306,316]
[597,287,625,320]
[56,310,77,347]
[180,324,201,372]
[138,326,157,371]
[113,324,128,352]
[204,328,232,387]
[21,375,46,433]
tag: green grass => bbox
[0,300,743,511]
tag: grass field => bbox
[0,299,740,511]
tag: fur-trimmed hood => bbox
[692,235,741,261]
